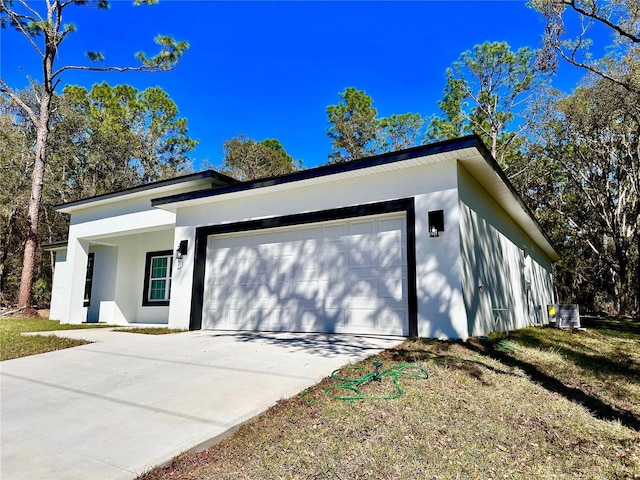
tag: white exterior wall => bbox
[169,160,469,339]
[415,189,468,339]
[457,164,554,336]
[49,250,68,321]
[110,231,174,324]
[50,154,556,338]
[52,191,178,325]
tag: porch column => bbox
[65,238,90,324]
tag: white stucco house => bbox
[46,136,559,340]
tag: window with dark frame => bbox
[143,250,173,306]
[83,252,95,307]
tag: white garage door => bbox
[202,212,408,335]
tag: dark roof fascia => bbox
[54,170,238,211]
[152,135,482,207]
[42,240,68,251]
[471,139,561,260]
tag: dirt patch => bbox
[0,306,40,318]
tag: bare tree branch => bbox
[18,0,44,22]
[0,0,45,57]
[0,78,38,126]
[565,0,640,43]
[53,62,173,79]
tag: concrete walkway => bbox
[0,329,402,480]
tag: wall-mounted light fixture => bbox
[176,240,188,259]
[428,210,444,238]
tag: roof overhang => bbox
[152,136,483,210]
[55,170,238,214]
[456,139,561,261]
[41,240,68,252]
[152,136,559,261]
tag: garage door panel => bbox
[203,212,408,335]
[272,254,296,271]
[349,309,379,328]
[379,216,405,232]
[320,243,345,259]
[295,280,322,298]
[234,273,270,289]
[297,268,322,282]
[347,266,377,279]
[347,278,378,297]
[208,273,229,286]
[231,309,263,329]
[379,310,407,332]
[349,218,374,235]
[206,308,225,325]
[349,248,374,267]
[323,224,345,240]
[379,234,403,267]
[300,241,319,256]
[300,310,321,329]
[299,260,320,273]
[253,258,271,274]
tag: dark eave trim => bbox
[55,170,238,211]
[152,135,481,207]
[42,240,68,251]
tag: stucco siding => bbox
[51,230,173,325]
[49,140,558,338]
[169,160,469,338]
[49,250,68,321]
[457,163,554,336]
[414,189,467,339]
[112,231,174,324]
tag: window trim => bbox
[83,252,95,307]
[142,250,173,307]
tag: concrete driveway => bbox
[0,328,403,480]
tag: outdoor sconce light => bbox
[428,210,444,238]
[176,240,188,259]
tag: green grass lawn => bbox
[139,317,640,480]
[0,317,111,361]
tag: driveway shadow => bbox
[199,331,403,357]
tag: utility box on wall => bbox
[547,304,580,329]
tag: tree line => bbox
[1,0,637,317]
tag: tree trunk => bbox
[17,99,50,307]
[16,21,56,308]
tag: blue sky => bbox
[2,1,589,170]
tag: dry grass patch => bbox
[114,327,185,335]
[140,324,640,480]
[503,316,640,428]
